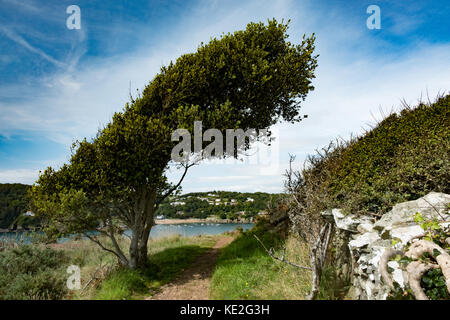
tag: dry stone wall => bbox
[323,192,450,300]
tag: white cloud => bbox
[0,169,39,184]
[0,25,67,68]
[1,0,449,193]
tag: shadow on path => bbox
[147,236,233,300]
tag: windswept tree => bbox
[30,19,318,269]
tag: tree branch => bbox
[82,232,128,266]
[254,234,312,271]
[156,162,196,206]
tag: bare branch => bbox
[82,232,128,266]
[421,197,446,221]
[82,261,114,292]
[156,161,196,206]
[254,235,312,271]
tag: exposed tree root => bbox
[405,240,450,294]
[379,239,450,299]
[405,261,439,300]
[379,248,404,289]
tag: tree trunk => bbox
[307,247,322,300]
[128,188,156,270]
[307,223,331,300]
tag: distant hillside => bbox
[0,185,279,228]
[157,191,282,220]
[0,183,33,229]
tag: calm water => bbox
[0,222,254,244]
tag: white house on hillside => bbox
[170,201,186,206]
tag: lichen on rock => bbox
[328,192,450,300]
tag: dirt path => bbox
[147,236,233,300]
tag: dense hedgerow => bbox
[0,245,68,299]
[298,94,449,216]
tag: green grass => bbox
[94,235,217,300]
[210,226,312,300]
[0,234,218,300]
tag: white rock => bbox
[387,261,399,269]
[365,281,376,300]
[389,225,425,245]
[374,192,450,232]
[357,223,374,233]
[331,209,372,232]
[386,261,405,288]
[367,245,387,269]
[349,232,380,250]
[327,193,450,300]
[441,221,450,229]
[392,269,405,288]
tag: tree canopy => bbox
[0,183,31,229]
[31,19,318,269]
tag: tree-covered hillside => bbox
[157,191,281,220]
[0,183,31,229]
[0,184,279,227]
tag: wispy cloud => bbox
[0,0,449,192]
[0,25,67,68]
[1,0,42,13]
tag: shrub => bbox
[0,245,68,299]
[283,94,449,299]
[293,94,449,217]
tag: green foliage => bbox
[387,283,415,300]
[0,183,33,229]
[414,212,448,247]
[94,268,148,300]
[0,245,67,300]
[211,227,282,299]
[138,19,318,134]
[421,268,450,300]
[157,191,280,219]
[317,265,351,300]
[292,95,450,218]
[30,19,317,269]
[387,212,450,300]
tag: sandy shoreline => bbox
[154,218,251,225]
[0,218,252,233]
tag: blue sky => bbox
[0,0,449,192]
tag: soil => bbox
[146,236,233,300]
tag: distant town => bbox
[152,191,279,221]
[0,184,280,231]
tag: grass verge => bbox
[93,235,217,300]
[210,226,312,299]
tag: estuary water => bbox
[0,222,254,244]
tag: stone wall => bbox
[323,192,450,300]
